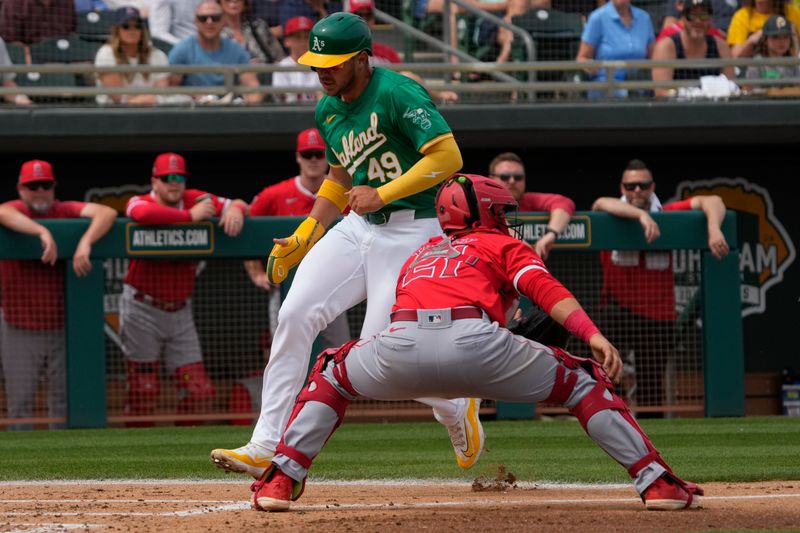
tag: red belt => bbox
[134,292,187,313]
[390,307,483,322]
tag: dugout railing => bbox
[0,211,742,429]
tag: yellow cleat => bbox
[447,398,484,469]
[210,442,273,479]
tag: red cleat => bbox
[251,467,304,512]
[643,474,703,511]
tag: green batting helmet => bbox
[297,12,372,69]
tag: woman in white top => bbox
[94,6,169,104]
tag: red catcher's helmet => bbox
[436,173,518,233]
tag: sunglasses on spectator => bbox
[299,150,325,160]
[158,174,187,183]
[196,14,223,23]
[120,21,143,30]
[493,173,525,182]
[685,11,711,22]
[621,180,653,191]
[23,181,55,191]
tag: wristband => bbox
[233,202,247,215]
[318,179,349,212]
[544,227,558,237]
[563,308,600,344]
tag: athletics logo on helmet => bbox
[297,12,372,69]
[436,174,519,233]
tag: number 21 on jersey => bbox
[401,244,477,286]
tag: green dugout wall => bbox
[0,211,741,428]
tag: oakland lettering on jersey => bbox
[334,112,386,168]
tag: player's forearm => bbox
[591,197,643,219]
[547,208,573,234]
[0,205,49,237]
[127,201,192,223]
[376,136,462,205]
[308,197,345,229]
[79,206,117,246]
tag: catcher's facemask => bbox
[436,173,522,234]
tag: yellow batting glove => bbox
[267,216,325,284]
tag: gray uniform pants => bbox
[274,313,666,494]
[0,316,66,430]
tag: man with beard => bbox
[0,159,116,430]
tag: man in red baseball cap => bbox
[0,159,117,430]
[120,151,249,427]
[272,16,321,103]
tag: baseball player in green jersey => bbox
[211,12,484,483]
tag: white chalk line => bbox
[2,492,800,518]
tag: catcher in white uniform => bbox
[211,12,483,478]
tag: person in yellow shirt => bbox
[727,0,800,56]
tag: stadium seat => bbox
[7,42,28,65]
[511,8,584,98]
[30,37,102,64]
[77,10,118,42]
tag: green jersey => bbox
[315,68,454,216]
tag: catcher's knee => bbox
[125,360,161,423]
[545,347,627,429]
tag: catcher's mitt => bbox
[508,305,570,348]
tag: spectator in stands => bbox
[271,15,320,103]
[487,152,575,260]
[660,0,737,39]
[250,0,282,29]
[744,15,800,85]
[591,158,729,417]
[0,159,116,430]
[168,0,263,103]
[0,0,76,45]
[651,0,734,97]
[0,36,32,105]
[277,0,341,30]
[349,0,458,103]
[727,0,800,57]
[94,7,170,105]
[576,0,655,98]
[121,152,248,427]
[150,0,203,45]
[218,0,285,64]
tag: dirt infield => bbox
[1,480,799,532]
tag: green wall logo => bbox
[671,178,795,317]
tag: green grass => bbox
[0,416,798,482]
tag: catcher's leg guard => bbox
[270,340,360,484]
[545,347,702,496]
[175,362,215,426]
[124,360,161,428]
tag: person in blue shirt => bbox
[168,0,262,103]
[576,0,655,97]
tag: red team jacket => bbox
[124,189,229,302]
[250,177,316,216]
[599,199,693,321]
[394,229,573,326]
[0,199,86,330]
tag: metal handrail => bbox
[442,0,536,82]
[0,57,798,99]
[371,7,518,84]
